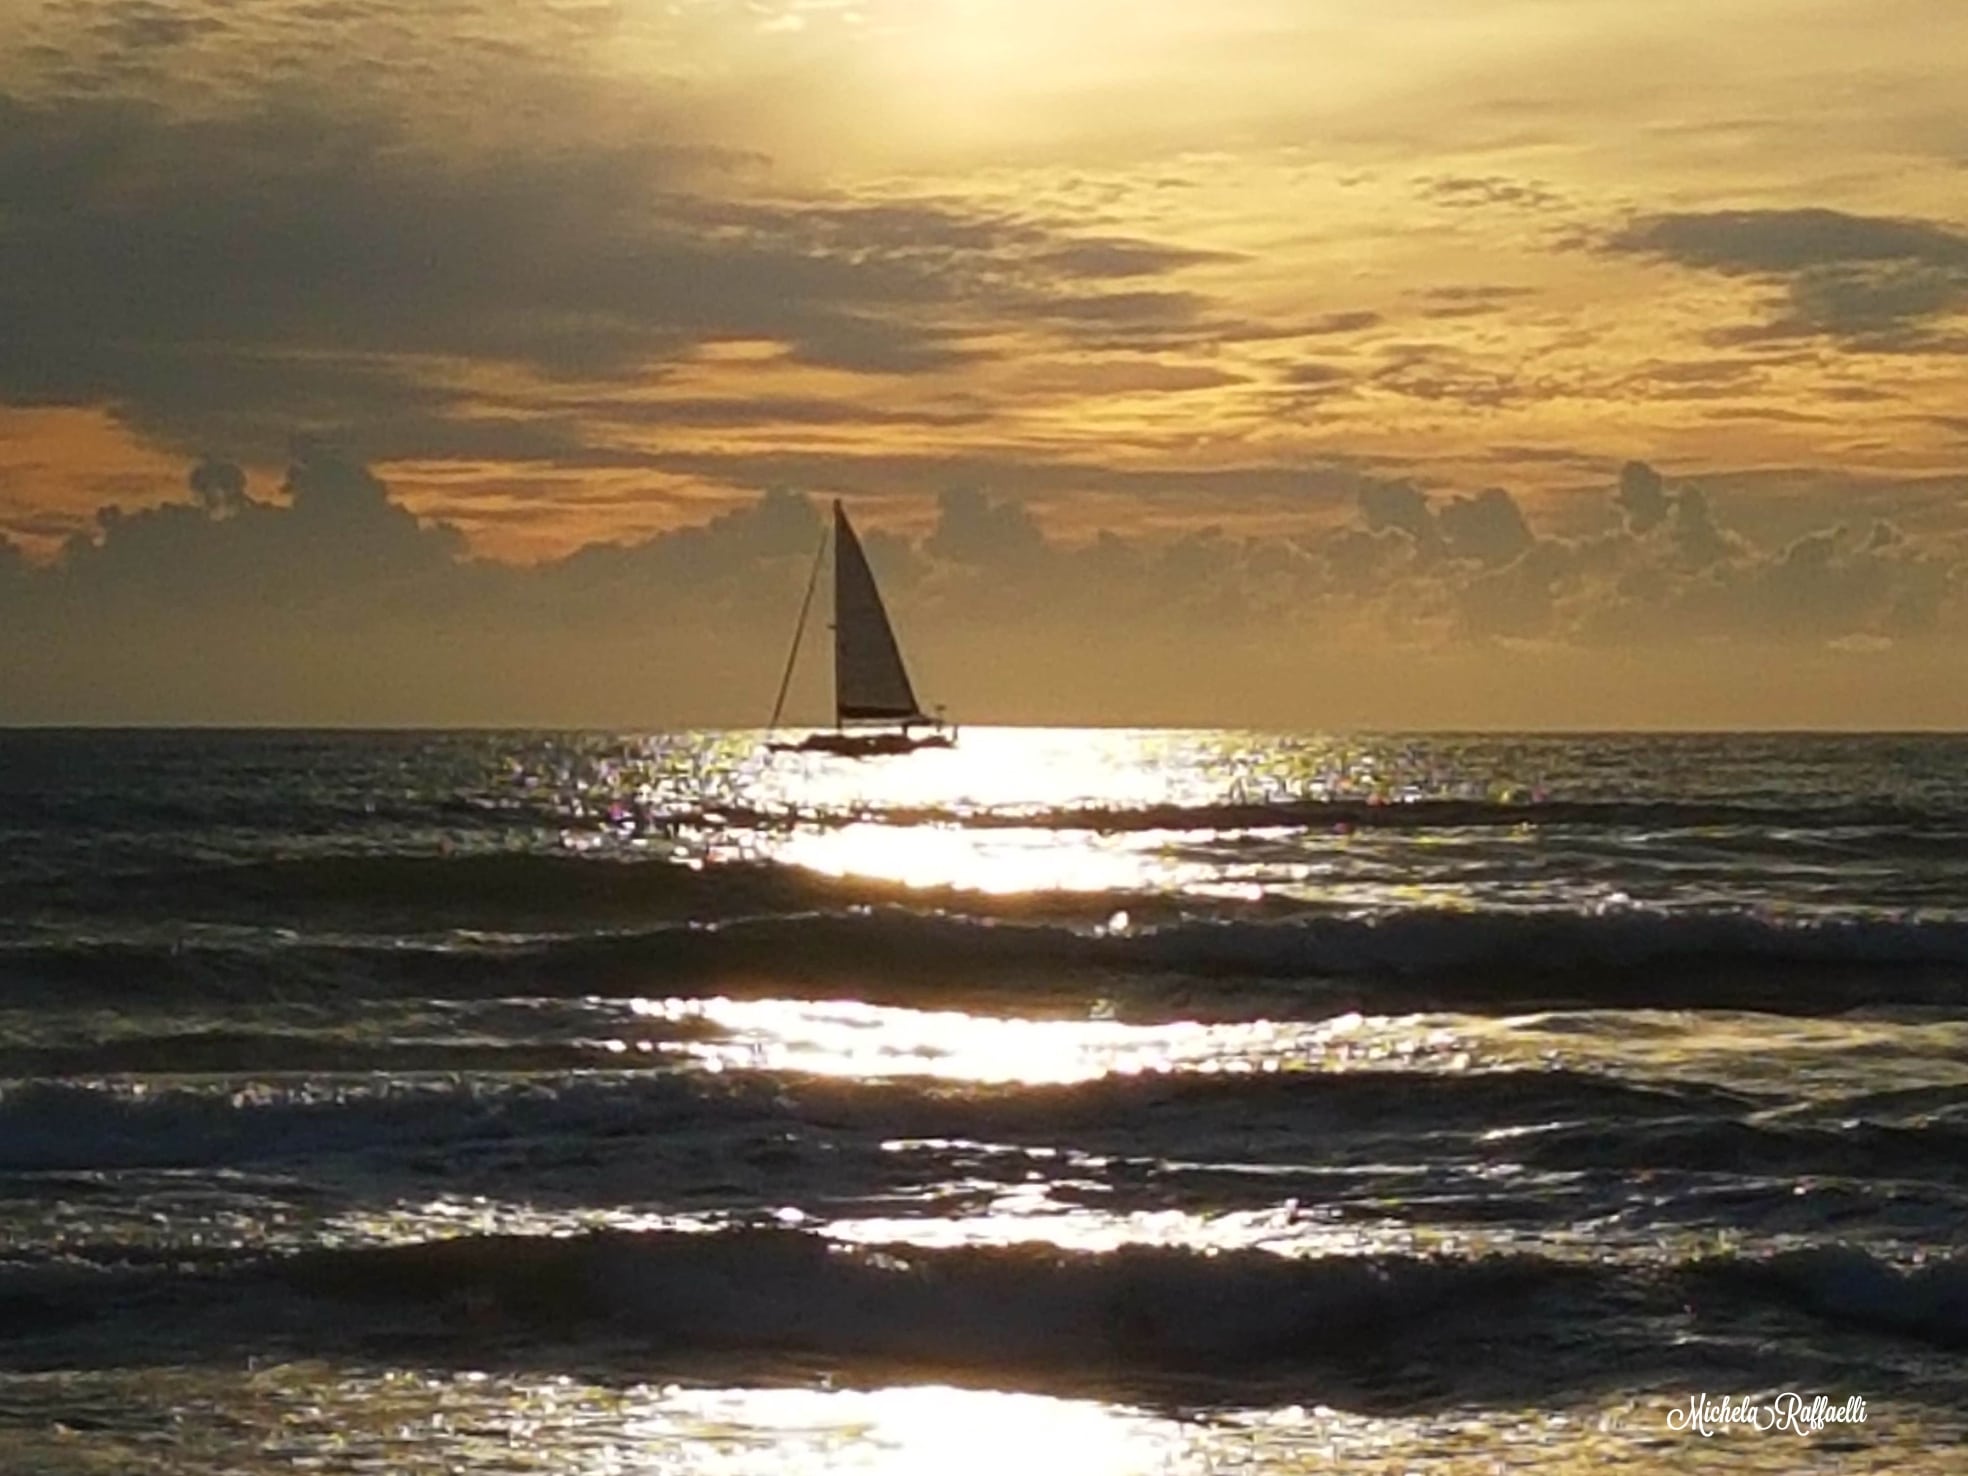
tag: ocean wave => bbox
[706,795,1966,837]
[7,1230,1964,1380]
[7,904,1968,1016]
[2,1229,1595,1380]
[4,854,1158,928]
[271,1229,1588,1370]
[291,1232,1968,1358]
[1517,1114,1968,1184]
[0,1028,710,1080]
[14,787,1968,917]
[27,789,1954,838]
[0,1068,1877,1179]
[0,1074,747,1174]
[1696,1246,1968,1352]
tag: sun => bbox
[897,0,1044,76]
[859,0,1123,130]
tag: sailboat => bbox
[766,500,956,757]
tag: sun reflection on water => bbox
[33,1362,1963,1474]
[764,820,1228,896]
[524,727,1519,904]
[819,1202,1404,1261]
[642,1383,1191,1476]
[628,997,1470,1084]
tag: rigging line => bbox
[768,521,830,732]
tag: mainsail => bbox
[832,501,925,724]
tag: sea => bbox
[1,727,1965,1473]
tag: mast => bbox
[767,521,829,733]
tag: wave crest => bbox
[9,904,1968,1016]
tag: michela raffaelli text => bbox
[1667,1393,1867,1436]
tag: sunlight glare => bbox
[631,996,1470,1083]
[637,1383,1197,1476]
[766,819,1217,895]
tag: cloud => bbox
[1668,486,1740,568]
[1607,207,1968,349]
[1035,238,1239,278]
[87,0,228,53]
[1410,285,1540,320]
[1614,460,1669,533]
[923,487,1049,573]
[546,484,824,618]
[0,85,1234,462]
[1370,343,1526,408]
[51,441,466,623]
[1458,537,1571,638]
[1418,175,1563,213]
[1770,262,1968,344]
[1283,362,1353,390]
[5,0,1968,726]
[1358,481,1440,553]
[1301,311,1383,336]
[1436,487,1535,566]
[613,447,1385,520]
[5,448,1965,724]
[1609,208,1968,273]
[1326,459,1962,650]
[187,456,250,516]
[1355,481,1532,567]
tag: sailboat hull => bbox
[768,731,954,758]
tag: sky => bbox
[2,0,1966,727]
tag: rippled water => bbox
[2,728,1965,1471]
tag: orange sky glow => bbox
[2,0,1965,725]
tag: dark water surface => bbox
[2,728,1965,1471]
